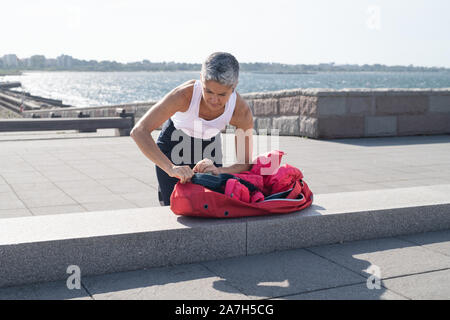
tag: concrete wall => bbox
[23,88,450,139]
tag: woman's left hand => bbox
[193,158,221,175]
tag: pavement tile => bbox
[338,183,387,192]
[397,230,450,257]
[20,192,78,208]
[307,237,450,279]
[382,269,450,300]
[54,179,104,190]
[0,192,27,210]
[30,204,87,216]
[97,178,156,194]
[10,182,58,192]
[0,208,33,218]
[61,185,116,197]
[377,178,450,189]
[0,184,12,193]
[121,192,161,207]
[2,174,50,184]
[81,199,138,211]
[38,172,91,183]
[82,263,249,300]
[0,280,92,300]
[1,134,450,220]
[76,169,129,180]
[14,188,67,199]
[273,283,407,300]
[69,193,126,204]
[201,249,366,299]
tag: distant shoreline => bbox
[3,70,449,76]
[0,70,22,76]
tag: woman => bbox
[131,52,254,206]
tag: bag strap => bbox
[191,173,260,193]
[263,180,303,201]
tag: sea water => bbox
[2,71,450,108]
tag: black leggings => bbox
[155,119,223,206]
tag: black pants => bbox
[155,119,223,206]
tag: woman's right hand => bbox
[168,165,194,184]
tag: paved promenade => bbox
[0,229,449,300]
[1,130,450,219]
[0,130,449,300]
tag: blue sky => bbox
[1,0,449,67]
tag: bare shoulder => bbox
[230,92,253,129]
[167,79,196,112]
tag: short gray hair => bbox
[201,52,239,88]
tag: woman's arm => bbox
[130,81,195,183]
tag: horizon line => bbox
[1,53,449,69]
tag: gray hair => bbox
[201,52,239,88]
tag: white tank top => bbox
[170,80,237,139]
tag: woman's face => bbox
[201,80,235,110]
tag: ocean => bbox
[2,71,450,108]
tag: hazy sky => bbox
[2,0,449,67]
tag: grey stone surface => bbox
[255,117,272,132]
[201,248,365,299]
[397,229,450,257]
[307,237,450,279]
[317,97,347,116]
[398,114,450,135]
[0,208,247,288]
[299,96,318,116]
[1,132,450,220]
[279,96,301,114]
[0,192,27,210]
[274,283,407,300]
[368,204,450,239]
[0,208,33,218]
[375,96,429,115]
[382,269,450,300]
[19,190,78,208]
[365,116,397,136]
[83,263,249,300]
[2,183,449,289]
[0,282,92,300]
[252,98,278,116]
[347,96,374,116]
[429,95,450,113]
[246,209,377,255]
[246,186,450,255]
[30,204,87,216]
[272,116,300,136]
[318,116,365,138]
[0,280,91,300]
[2,230,449,300]
[299,116,318,138]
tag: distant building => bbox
[46,58,57,68]
[57,55,74,68]
[29,55,46,68]
[2,54,19,68]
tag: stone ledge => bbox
[1,184,450,288]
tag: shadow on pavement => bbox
[78,231,447,300]
[325,134,450,147]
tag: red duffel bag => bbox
[170,150,313,218]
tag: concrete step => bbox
[1,184,449,288]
